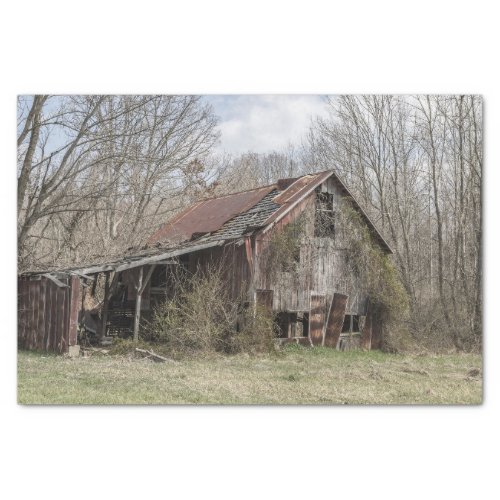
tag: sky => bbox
[203,95,330,155]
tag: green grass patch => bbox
[17,348,482,405]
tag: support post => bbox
[100,272,110,340]
[133,265,156,343]
[133,267,143,343]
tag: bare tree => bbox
[306,95,482,350]
[17,95,220,270]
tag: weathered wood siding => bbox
[324,293,348,348]
[309,293,327,345]
[120,243,252,308]
[18,275,80,353]
[188,243,252,302]
[253,177,369,316]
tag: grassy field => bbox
[17,347,482,405]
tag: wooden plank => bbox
[100,272,110,340]
[56,286,66,353]
[138,264,156,295]
[309,293,327,346]
[36,278,46,350]
[61,286,70,353]
[18,279,27,348]
[45,279,53,351]
[42,273,70,288]
[49,282,58,351]
[68,276,80,347]
[323,293,348,348]
[30,281,40,349]
[133,266,144,342]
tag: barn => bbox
[18,169,392,354]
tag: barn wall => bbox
[188,243,252,302]
[118,243,252,312]
[253,177,370,316]
[18,275,80,353]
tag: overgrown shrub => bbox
[261,216,305,281]
[340,202,413,352]
[144,262,277,356]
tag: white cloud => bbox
[205,95,329,154]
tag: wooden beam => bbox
[75,240,225,275]
[42,273,69,288]
[139,264,156,295]
[133,266,144,343]
[68,276,81,347]
[100,272,110,340]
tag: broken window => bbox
[314,191,336,238]
[341,314,360,334]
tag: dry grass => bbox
[17,347,482,405]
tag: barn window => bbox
[315,191,336,238]
[341,314,360,333]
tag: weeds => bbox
[144,261,277,357]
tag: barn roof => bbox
[148,169,393,253]
[22,169,392,277]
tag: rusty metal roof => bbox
[23,169,392,277]
[147,185,277,245]
[147,170,392,253]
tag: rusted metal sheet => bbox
[309,293,327,346]
[147,185,276,245]
[324,293,348,348]
[264,171,332,228]
[18,275,81,353]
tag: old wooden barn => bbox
[18,169,392,354]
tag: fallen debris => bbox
[81,347,110,357]
[134,348,176,363]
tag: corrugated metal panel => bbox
[147,185,277,245]
[18,276,80,353]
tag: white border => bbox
[1,1,498,499]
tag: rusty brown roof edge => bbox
[260,170,332,229]
[196,183,279,202]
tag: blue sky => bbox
[203,95,329,154]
